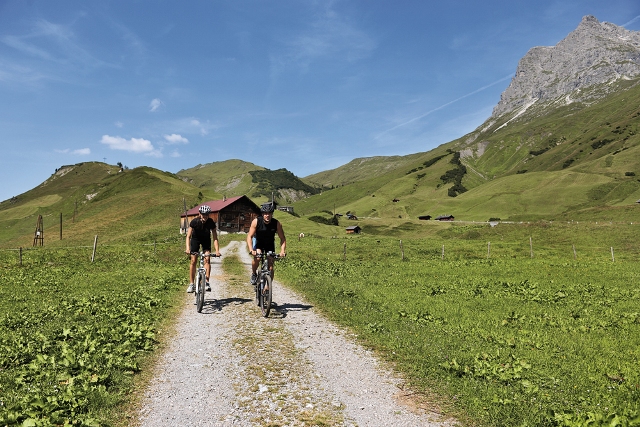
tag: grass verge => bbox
[276,233,640,426]
[0,243,186,427]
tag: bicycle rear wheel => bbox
[260,275,272,317]
[196,270,206,313]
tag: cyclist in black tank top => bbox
[185,205,221,293]
[246,202,286,285]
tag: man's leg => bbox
[268,256,275,279]
[250,250,260,285]
[187,254,197,292]
[204,251,212,291]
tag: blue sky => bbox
[1,0,639,202]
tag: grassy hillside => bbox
[293,79,640,222]
[0,163,217,249]
[456,78,640,184]
[3,81,640,247]
[177,159,264,197]
[177,159,321,204]
[303,153,427,187]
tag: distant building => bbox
[181,195,261,233]
[435,215,455,221]
[345,225,361,234]
[346,213,358,220]
[418,215,432,220]
[278,206,294,213]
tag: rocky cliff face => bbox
[491,15,640,118]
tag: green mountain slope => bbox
[177,159,264,197]
[303,154,427,187]
[455,78,640,184]
[177,159,321,204]
[295,79,640,222]
[0,162,215,248]
[3,78,640,247]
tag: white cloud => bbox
[54,148,90,155]
[167,117,219,136]
[115,121,124,128]
[164,133,188,144]
[101,135,154,153]
[146,149,164,158]
[149,98,163,112]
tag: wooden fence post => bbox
[91,235,98,262]
[441,245,445,260]
[530,237,534,258]
[487,242,491,259]
[343,243,346,261]
[400,240,404,260]
[572,244,577,260]
[60,212,62,240]
[19,247,22,266]
[611,247,615,262]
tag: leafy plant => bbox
[277,234,640,427]
[0,245,185,426]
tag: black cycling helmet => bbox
[261,202,275,213]
[198,205,212,214]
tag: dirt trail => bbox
[136,241,456,426]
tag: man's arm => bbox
[246,218,258,254]
[212,228,221,256]
[185,227,192,253]
[277,221,286,257]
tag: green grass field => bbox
[0,239,190,427]
[1,218,639,426]
[276,231,640,427]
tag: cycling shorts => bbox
[254,239,275,253]
[190,237,211,253]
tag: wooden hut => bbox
[181,195,261,233]
[346,225,362,234]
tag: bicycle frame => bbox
[254,251,279,317]
[191,251,218,313]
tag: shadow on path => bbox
[197,297,252,314]
[268,301,314,319]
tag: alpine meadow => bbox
[1,14,640,427]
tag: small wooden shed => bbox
[346,225,362,234]
[418,215,432,220]
[181,195,261,233]
[435,215,455,221]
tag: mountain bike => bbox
[191,251,219,313]
[254,251,281,317]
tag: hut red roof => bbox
[182,195,246,217]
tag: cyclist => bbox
[185,205,221,293]
[246,201,286,285]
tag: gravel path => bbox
[137,241,457,426]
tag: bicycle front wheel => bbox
[260,274,272,318]
[255,273,261,306]
[196,270,206,313]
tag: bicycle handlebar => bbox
[253,251,284,259]
[188,251,221,257]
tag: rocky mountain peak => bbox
[491,15,640,119]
